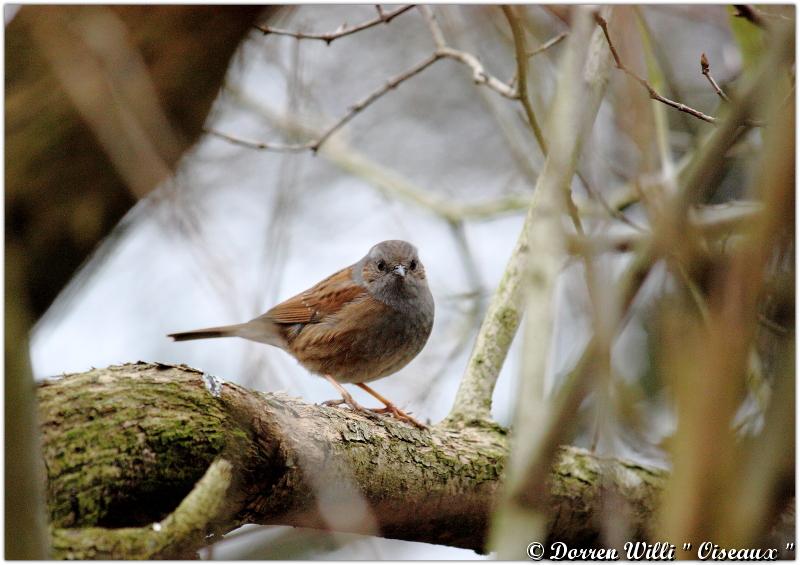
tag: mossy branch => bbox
[51,458,234,559]
[36,362,779,558]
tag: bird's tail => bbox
[168,324,244,342]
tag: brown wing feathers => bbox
[169,265,365,346]
[267,266,365,326]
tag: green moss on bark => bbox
[39,364,233,528]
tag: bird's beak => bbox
[393,264,406,277]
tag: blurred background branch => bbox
[5,6,268,558]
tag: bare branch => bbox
[527,31,568,58]
[700,52,730,102]
[489,9,618,556]
[502,8,642,233]
[220,88,538,223]
[596,14,718,125]
[671,20,794,227]
[218,16,521,156]
[419,6,518,99]
[255,5,415,44]
[210,52,441,153]
[502,6,548,155]
[218,6,520,156]
[310,52,441,150]
[447,8,614,427]
[506,29,569,92]
[436,47,518,99]
[418,5,446,49]
[525,31,569,57]
[567,201,764,255]
[207,128,313,152]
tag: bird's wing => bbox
[265,265,366,325]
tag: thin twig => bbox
[577,169,647,231]
[700,53,730,102]
[420,6,518,99]
[527,31,568,58]
[436,47,518,99]
[255,5,415,44]
[596,14,718,125]
[508,31,568,89]
[207,128,313,152]
[507,5,630,244]
[502,6,548,155]
[229,7,520,156]
[224,9,520,155]
[225,86,536,222]
[210,52,441,153]
[567,199,763,255]
[311,52,441,150]
[504,8,641,233]
[419,5,447,49]
[212,113,648,228]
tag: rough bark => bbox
[40,362,678,559]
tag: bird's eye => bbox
[409,260,417,271]
[377,260,387,272]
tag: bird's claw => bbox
[321,398,346,407]
[321,397,382,422]
[371,404,427,430]
[321,397,426,429]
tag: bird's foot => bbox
[321,395,382,422]
[321,397,346,407]
[370,404,427,430]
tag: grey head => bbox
[355,240,433,313]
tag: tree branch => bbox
[595,14,718,125]
[309,52,442,151]
[210,51,441,153]
[700,53,730,102]
[527,31,568,58]
[255,5,415,44]
[419,6,518,99]
[489,8,626,557]
[41,363,508,556]
[502,7,640,233]
[502,5,548,155]
[566,201,764,255]
[218,9,522,155]
[214,88,533,222]
[446,6,613,429]
[52,458,235,559]
[41,363,793,559]
[671,19,794,229]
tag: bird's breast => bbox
[287,295,433,383]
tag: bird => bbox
[168,240,434,429]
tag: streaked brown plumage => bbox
[169,240,434,428]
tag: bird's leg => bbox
[355,383,427,430]
[321,375,379,421]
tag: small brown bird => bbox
[169,240,434,428]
